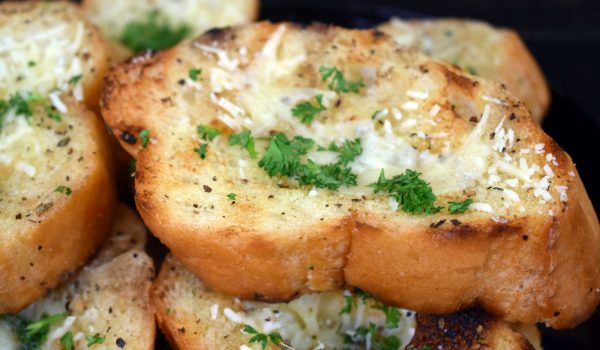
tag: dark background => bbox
[258,0,600,349]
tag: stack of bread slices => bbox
[1,1,598,350]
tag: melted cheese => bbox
[230,291,415,350]
[0,18,86,100]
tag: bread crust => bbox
[102,22,600,328]
[0,101,116,313]
[378,18,550,122]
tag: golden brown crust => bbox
[0,102,116,313]
[102,22,600,328]
[378,18,550,122]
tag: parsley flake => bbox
[339,294,356,315]
[371,169,442,215]
[139,129,150,148]
[227,193,236,200]
[374,303,401,329]
[448,198,473,214]
[0,93,46,130]
[194,143,208,159]
[197,124,220,141]
[188,68,202,81]
[319,65,364,93]
[291,94,326,124]
[54,185,72,195]
[242,325,282,349]
[120,11,190,53]
[60,331,74,350]
[45,106,61,122]
[297,160,357,190]
[68,75,82,86]
[28,61,36,67]
[86,334,105,346]
[258,134,314,177]
[1,313,66,350]
[229,130,257,159]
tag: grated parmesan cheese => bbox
[406,90,429,100]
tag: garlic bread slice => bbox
[0,94,115,313]
[102,22,600,328]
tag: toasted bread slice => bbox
[102,22,600,328]
[152,254,540,350]
[0,203,155,349]
[0,1,110,110]
[0,95,116,313]
[378,18,550,122]
[82,0,258,53]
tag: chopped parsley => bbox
[120,11,190,53]
[319,65,364,93]
[229,130,257,159]
[371,109,383,120]
[45,106,61,122]
[67,75,82,86]
[297,160,357,190]
[139,129,150,148]
[258,134,314,177]
[242,325,282,349]
[373,303,401,329]
[60,331,74,350]
[194,143,208,159]
[258,135,360,191]
[28,61,36,67]
[227,193,236,200]
[371,169,442,215]
[54,185,72,195]
[342,322,401,350]
[197,124,220,141]
[291,94,326,124]
[340,294,356,315]
[1,312,66,350]
[188,68,202,81]
[448,198,473,214]
[85,334,105,346]
[0,93,46,130]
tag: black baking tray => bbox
[127,0,600,348]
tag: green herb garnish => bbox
[448,198,473,214]
[67,75,82,86]
[45,106,61,122]
[227,193,236,200]
[340,294,356,315]
[242,325,282,349]
[0,93,46,130]
[28,61,36,67]
[291,94,326,124]
[120,11,190,53]
[374,303,401,329]
[1,313,66,350]
[371,169,442,215]
[139,129,150,148]
[85,334,105,346]
[229,130,257,159]
[188,68,202,81]
[297,160,357,190]
[258,134,314,177]
[54,185,72,195]
[60,331,74,350]
[197,124,220,141]
[319,65,364,93]
[194,143,208,159]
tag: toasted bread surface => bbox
[152,254,540,350]
[82,0,258,51]
[102,22,600,328]
[0,1,110,110]
[378,18,550,122]
[0,97,116,313]
[0,204,155,349]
